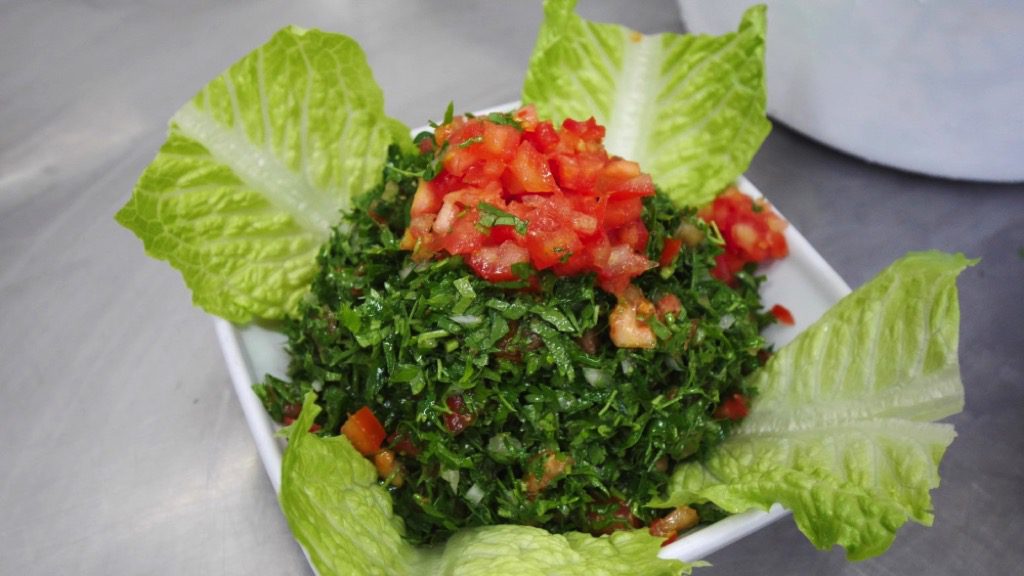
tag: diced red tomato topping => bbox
[770,303,795,325]
[614,220,649,253]
[602,197,643,229]
[713,392,750,421]
[402,105,656,302]
[340,406,387,456]
[467,240,530,282]
[509,141,559,193]
[697,187,789,284]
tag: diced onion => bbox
[465,483,485,505]
[441,468,460,493]
[450,314,482,326]
[719,314,735,329]
[620,358,634,375]
[582,367,607,386]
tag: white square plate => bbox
[213,115,851,567]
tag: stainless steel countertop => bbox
[2,1,1021,574]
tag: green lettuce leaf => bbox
[116,26,410,322]
[282,394,692,576]
[280,394,412,575]
[522,0,770,207]
[659,252,974,560]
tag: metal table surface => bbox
[2,1,1021,574]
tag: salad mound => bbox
[115,0,970,573]
[257,108,786,543]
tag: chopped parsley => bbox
[254,145,776,544]
[476,202,529,235]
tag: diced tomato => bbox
[442,147,475,178]
[508,141,558,193]
[562,116,605,142]
[373,449,404,487]
[442,122,486,177]
[613,175,655,199]
[698,187,789,284]
[444,395,475,435]
[523,120,560,154]
[659,237,683,268]
[594,160,654,199]
[499,167,526,196]
[600,158,641,180]
[441,209,486,255]
[732,223,763,259]
[770,303,795,325]
[713,392,750,421]
[411,180,442,216]
[402,107,665,334]
[614,220,649,253]
[550,251,591,276]
[467,240,530,281]
[400,213,437,257]
[708,251,747,284]
[655,293,683,319]
[568,210,599,236]
[462,159,506,186]
[550,152,606,192]
[514,105,540,130]
[526,216,584,270]
[603,197,644,228]
[598,275,633,296]
[387,432,420,457]
[484,224,518,244]
[480,122,520,160]
[599,244,654,282]
[341,406,387,456]
[524,450,574,494]
[417,135,435,154]
[429,170,462,196]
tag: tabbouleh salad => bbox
[254,106,789,544]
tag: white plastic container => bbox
[678,0,1024,182]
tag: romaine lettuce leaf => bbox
[522,0,770,207]
[280,394,412,575]
[281,394,692,576]
[116,26,410,323]
[659,251,973,560]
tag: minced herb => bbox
[254,145,775,544]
